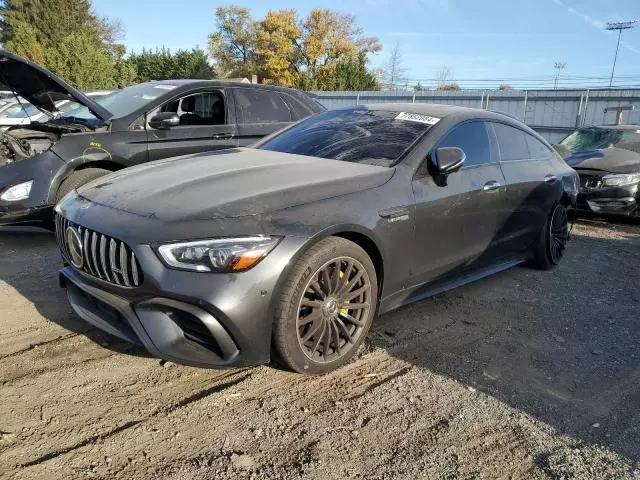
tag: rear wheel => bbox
[55,168,111,203]
[532,203,569,270]
[272,237,378,375]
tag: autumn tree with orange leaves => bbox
[208,6,381,90]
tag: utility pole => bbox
[606,21,638,88]
[553,62,566,89]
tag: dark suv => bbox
[0,50,325,227]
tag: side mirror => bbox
[149,112,180,129]
[434,147,465,175]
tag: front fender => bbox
[48,148,127,205]
[0,149,66,208]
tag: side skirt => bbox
[379,257,529,314]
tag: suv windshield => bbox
[6,103,39,119]
[559,127,640,154]
[63,84,170,120]
[258,108,434,166]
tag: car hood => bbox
[563,147,640,174]
[77,148,395,222]
[0,49,112,121]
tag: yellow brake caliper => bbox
[339,270,349,314]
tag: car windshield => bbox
[559,128,640,154]
[5,103,39,119]
[63,84,169,120]
[58,93,110,116]
[258,108,435,166]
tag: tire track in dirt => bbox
[0,333,79,360]
[20,370,253,468]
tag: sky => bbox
[93,0,640,89]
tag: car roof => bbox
[140,79,308,95]
[337,102,516,122]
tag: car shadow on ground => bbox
[0,226,151,359]
[369,221,640,462]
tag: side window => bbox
[281,93,313,121]
[157,90,226,127]
[234,88,292,124]
[437,121,491,167]
[525,133,553,160]
[492,122,530,161]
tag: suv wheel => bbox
[55,168,111,203]
[272,237,378,375]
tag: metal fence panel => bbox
[312,88,640,143]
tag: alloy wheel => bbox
[549,204,569,264]
[296,256,372,364]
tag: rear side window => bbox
[492,122,530,161]
[437,121,490,167]
[234,88,291,124]
[281,93,313,120]
[525,134,553,159]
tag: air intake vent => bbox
[55,214,143,287]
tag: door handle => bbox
[212,133,233,140]
[544,174,557,183]
[483,180,501,192]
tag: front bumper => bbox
[58,235,306,369]
[0,151,66,226]
[577,183,639,217]
[60,268,242,367]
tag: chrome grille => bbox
[55,214,143,287]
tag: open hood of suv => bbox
[0,49,113,121]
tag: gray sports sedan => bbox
[55,104,578,374]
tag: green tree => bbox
[0,0,134,89]
[319,52,379,91]
[207,6,256,78]
[128,47,214,82]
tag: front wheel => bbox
[55,168,111,203]
[272,237,378,375]
[532,203,569,270]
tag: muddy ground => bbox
[0,219,638,479]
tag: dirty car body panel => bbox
[56,104,578,368]
[0,49,325,227]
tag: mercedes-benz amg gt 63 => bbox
[56,104,578,374]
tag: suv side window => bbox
[234,88,291,124]
[157,90,226,127]
[281,93,313,121]
[492,122,531,161]
[437,121,491,168]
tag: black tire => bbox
[55,168,111,203]
[532,203,569,270]
[272,236,378,375]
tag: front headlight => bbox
[602,173,640,187]
[157,236,281,273]
[1,180,33,201]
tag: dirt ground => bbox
[0,219,639,480]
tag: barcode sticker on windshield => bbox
[395,112,440,125]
